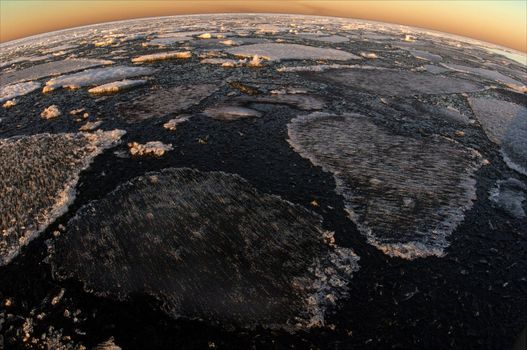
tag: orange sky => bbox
[1,1,526,52]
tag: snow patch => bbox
[131,51,191,63]
[87,79,147,94]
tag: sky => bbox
[1,0,526,52]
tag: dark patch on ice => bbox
[50,168,359,331]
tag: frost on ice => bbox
[1,59,113,87]
[118,84,218,123]
[489,178,527,219]
[226,43,360,61]
[288,113,483,259]
[43,66,155,92]
[468,97,527,175]
[0,81,41,103]
[50,168,359,331]
[0,130,125,266]
[87,79,147,95]
[204,106,262,121]
[313,69,483,96]
[128,141,173,157]
[131,51,192,63]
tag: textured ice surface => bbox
[131,51,192,63]
[0,130,125,266]
[468,97,527,175]
[238,94,325,111]
[226,43,360,61]
[204,106,262,121]
[128,141,173,156]
[489,178,527,219]
[316,69,483,96]
[87,79,147,94]
[0,81,41,103]
[0,59,113,87]
[288,113,483,259]
[409,50,442,63]
[50,168,359,330]
[43,66,154,92]
[277,64,384,72]
[442,63,526,90]
[424,64,450,74]
[118,84,218,123]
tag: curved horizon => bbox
[1,1,526,52]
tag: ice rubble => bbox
[131,51,192,63]
[43,66,155,92]
[118,84,218,123]
[50,168,359,331]
[489,178,527,219]
[128,141,173,156]
[468,97,527,176]
[288,113,483,259]
[87,79,147,94]
[163,115,190,131]
[226,43,360,61]
[204,106,262,121]
[441,63,526,91]
[40,105,61,119]
[1,59,113,87]
[0,130,125,266]
[0,81,41,103]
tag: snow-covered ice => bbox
[0,81,41,103]
[40,105,61,119]
[131,51,192,63]
[226,43,360,61]
[87,79,147,94]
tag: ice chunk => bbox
[204,106,262,121]
[0,130,125,266]
[1,59,113,87]
[40,105,61,119]
[288,113,483,259]
[163,115,190,131]
[489,178,527,218]
[200,58,241,67]
[360,52,378,59]
[131,51,191,63]
[424,64,450,74]
[50,168,359,331]
[442,63,526,91]
[79,120,103,131]
[2,99,16,108]
[87,79,147,94]
[409,50,442,63]
[43,66,155,92]
[314,69,483,96]
[118,84,218,123]
[0,81,41,103]
[128,141,173,156]
[226,43,360,61]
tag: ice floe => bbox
[50,168,359,331]
[118,84,218,123]
[277,64,385,72]
[468,97,527,175]
[43,66,155,92]
[163,115,190,131]
[87,79,147,94]
[237,94,325,111]
[131,51,192,63]
[40,105,61,119]
[409,50,442,63]
[0,81,41,103]
[489,178,527,219]
[360,52,378,59]
[442,63,526,91]
[1,59,113,87]
[226,43,360,61]
[204,106,262,121]
[288,113,483,259]
[128,141,173,156]
[0,130,125,266]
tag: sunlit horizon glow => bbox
[1,0,526,52]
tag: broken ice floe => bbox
[1,59,113,87]
[204,106,262,121]
[131,51,192,63]
[118,84,218,123]
[468,97,527,175]
[489,178,527,219]
[128,141,173,156]
[288,113,483,259]
[87,79,147,95]
[40,105,61,119]
[43,66,155,92]
[50,168,359,330]
[163,115,190,131]
[442,63,526,92]
[226,43,360,61]
[0,81,41,103]
[0,130,125,266]
[313,69,483,96]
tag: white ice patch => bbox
[128,141,173,156]
[0,81,41,103]
[163,115,190,131]
[43,66,155,92]
[297,34,350,43]
[489,178,527,219]
[226,43,360,61]
[41,105,61,119]
[87,79,147,94]
[131,51,191,63]
[442,63,526,91]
